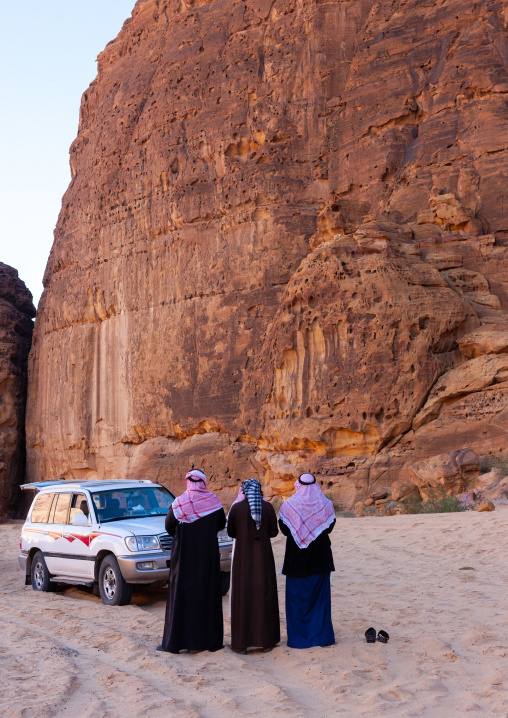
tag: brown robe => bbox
[227,499,280,651]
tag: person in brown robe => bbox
[227,479,280,654]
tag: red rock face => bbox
[408,449,480,501]
[27,0,508,505]
[0,264,35,518]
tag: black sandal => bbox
[377,630,389,643]
[365,627,376,643]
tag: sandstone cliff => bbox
[0,264,35,517]
[27,0,508,504]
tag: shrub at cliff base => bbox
[402,488,467,515]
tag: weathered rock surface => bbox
[26,0,508,505]
[0,264,35,518]
[475,473,508,504]
[370,491,388,502]
[408,449,480,501]
[458,326,508,359]
[412,355,508,430]
[475,468,503,489]
[458,491,476,507]
[391,480,417,503]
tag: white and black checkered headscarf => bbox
[241,479,263,530]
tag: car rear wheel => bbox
[98,555,133,606]
[31,551,54,592]
[220,571,230,596]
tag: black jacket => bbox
[279,518,336,578]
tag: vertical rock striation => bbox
[0,264,35,518]
[27,0,508,504]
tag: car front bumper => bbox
[117,544,233,584]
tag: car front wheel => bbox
[31,551,53,592]
[98,555,133,606]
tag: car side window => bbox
[49,493,72,524]
[30,493,55,523]
[70,493,90,523]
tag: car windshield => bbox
[91,486,175,523]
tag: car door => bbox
[60,493,95,579]
[25,492,56,560]
[43,492,73,576]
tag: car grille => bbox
[158,533,173,552]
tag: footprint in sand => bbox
[378,689,404,702]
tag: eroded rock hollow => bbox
[27,0,508,505]
[0,264,35,517]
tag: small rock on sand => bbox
[476,501,495,512]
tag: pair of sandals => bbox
[365,627,389,643]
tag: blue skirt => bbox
[285,573,335,649]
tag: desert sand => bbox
[1,508,508,717]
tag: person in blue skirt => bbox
[279,473,336,649]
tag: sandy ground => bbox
[1,508,508,718]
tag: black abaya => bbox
[161,506,226,653]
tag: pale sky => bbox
[0,1,135,307]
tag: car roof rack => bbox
[20,480,68,491]
[20,479,155,491]
[82,480,155,488]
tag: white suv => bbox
[19,479,232,605]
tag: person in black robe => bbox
[227,479,280,654]
[158,469,225,654]
[279,473,336,648]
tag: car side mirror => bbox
[72,513,89,526]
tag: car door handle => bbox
[43,531,49,535]
[63,533,71,538]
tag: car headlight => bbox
[218,529,231,543]
[125,535,160,552]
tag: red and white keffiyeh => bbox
[279,473,335,549]
[172,470,223,523]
